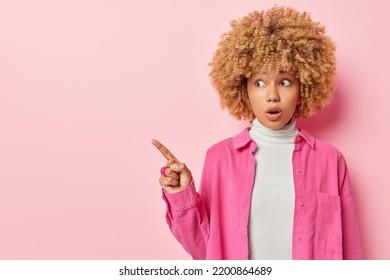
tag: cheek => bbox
[247,89,257,107]
[286,88,300,103]
[248,92,264,111]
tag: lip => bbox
[266,107,282,121]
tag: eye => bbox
[255,80,266,87]
[280,79,292,86]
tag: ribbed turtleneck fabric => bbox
[248,118,299,260]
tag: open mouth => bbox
[267,107,281,114]
[266,107,282,121]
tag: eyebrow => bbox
[254,70,291,76]
[257,70,290,75]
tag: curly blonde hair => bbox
[209,6,336,121]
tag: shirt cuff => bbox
[162,180,198,211]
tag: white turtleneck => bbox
[248,118,299,260]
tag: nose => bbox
[266,86,280,102]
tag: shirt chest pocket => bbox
[315,193,343,253]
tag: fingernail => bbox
[170,164,178,170]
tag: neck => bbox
[249,118,299,145]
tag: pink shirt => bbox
[162,128,362,260]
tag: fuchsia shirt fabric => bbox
[162,128,362,260]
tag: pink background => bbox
[0,0,389,259]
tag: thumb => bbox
[170,163,190,175]
[170,162,192,188]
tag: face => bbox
[247,70,300,129]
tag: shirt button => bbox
[299,202,304,207]
[297,169,301,174]
[297,236,302,241]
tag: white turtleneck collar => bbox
[249,118,299,146]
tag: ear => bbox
[297,96,302,105]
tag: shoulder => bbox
[299,129,345,160]
[205,127,253,158]
[315,139,343,156]
[207,128,252,151]
[206,136,235,156]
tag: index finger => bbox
[151,139,179,162]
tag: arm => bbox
[338,154,363,259]
[163,180,210,259]
[151,139,210,259]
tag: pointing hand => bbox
[151,139,193,194]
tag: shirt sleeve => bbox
[338,154,363,259]
[162,178,210,260]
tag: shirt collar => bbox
[233,127,253,149]
[233,127,316,149]
[296,129,316,148]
